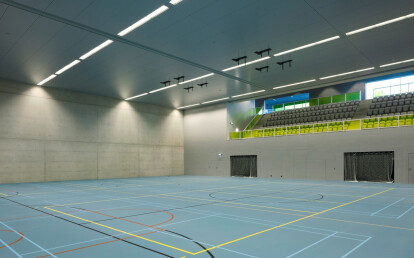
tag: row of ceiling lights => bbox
[36,5,414,107]
[37,0,183,86]
[127,11,414,104]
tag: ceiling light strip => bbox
[274,36,340,57]
[125,93,148,100]
[202,97,229,104]
[380,58,414,68]
[55,60,81,75]
[232,90,266,98]
[169,0,183,5]
[117,5,169,36]
[177,103,200,109]
[79,40,113,60]
[222,56,270,72]
[273,79,316,89]
[149,84,178,93]
[179,73,215,85]
[346,13,414,35]
[37,74,57,86]
[320,67,375,80]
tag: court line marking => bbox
[314,216,414,231]
[191,188,393,255]
[119,197,369,241]
[45,181,280,207]
[43,188,392,256]
[370,198,405,216]
[397,206,414,219]
[0,192,8,196]
[164,194,317,213]
[0,221,57,258]
[0,237,22,258]
[285,232,337,258]
[198,190,345,204]
[341,237,372,258]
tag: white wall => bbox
[184,104,414,183]
[0,79,184,183]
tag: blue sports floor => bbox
[1,176,414,258]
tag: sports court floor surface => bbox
[1,176,414,258]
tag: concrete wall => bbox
[0,79,184,183]
[184,104,414,183]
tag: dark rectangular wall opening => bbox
[230,155,257,177]
[344,152,394,182]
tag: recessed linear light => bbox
[232,90,266,98]
[380,58,414,68]
[125,93,148,100]
[37,74,57,86]
[274,36,340,57]
[320,67,375,80]
[201,97,229,104]
[177,103,200,109]
[117,5,169,36]
[273,79,316,89]
[80,40,114,60]
[179,73,214,85]
[55,60,81,75]
[149,84,178,93]
[346,13,414,36]
[222,56,270,72]
[169,0,183,5]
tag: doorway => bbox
[230,155,257,177]
[344,152,394,182]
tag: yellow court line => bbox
[159,194,414,232]
[0,192,8,196]
[44,187,393,256]
[164,194,316,214]
[44,206,195,255]
[199,190,345,204]
[191,188,394,255]
[49,181,278,207]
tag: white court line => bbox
[0,237,22,258]
[0,221,57,258]
[397,206,414,219]
[285,232,337,258]
[341,237,372,258]
[370,198,405,216]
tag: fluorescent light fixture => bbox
[149,84,178,93]
[80,40,113,60]
[346,13,414,35]
[273,79,316,89]
[55,60,81,75]
[118,5,169,36]
[232,90,266,98]
[179,73,215,85]
[201,97,229,104]
[380,58,414,68]
[169,0,183,5]
[125,93,148,100]
[177,103,200,109]
[222,56,270,72]
[320,67,375,80]
[37,74,57,86]
[274,36,340,57]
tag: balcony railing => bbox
[229,114,414,140]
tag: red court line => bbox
[35,209,174,258]
[0,230,24,249]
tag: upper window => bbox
[366,74,414,99]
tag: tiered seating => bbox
[368,92,414,116]
[263,100,360,128]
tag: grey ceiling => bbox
[0,0,414,108]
